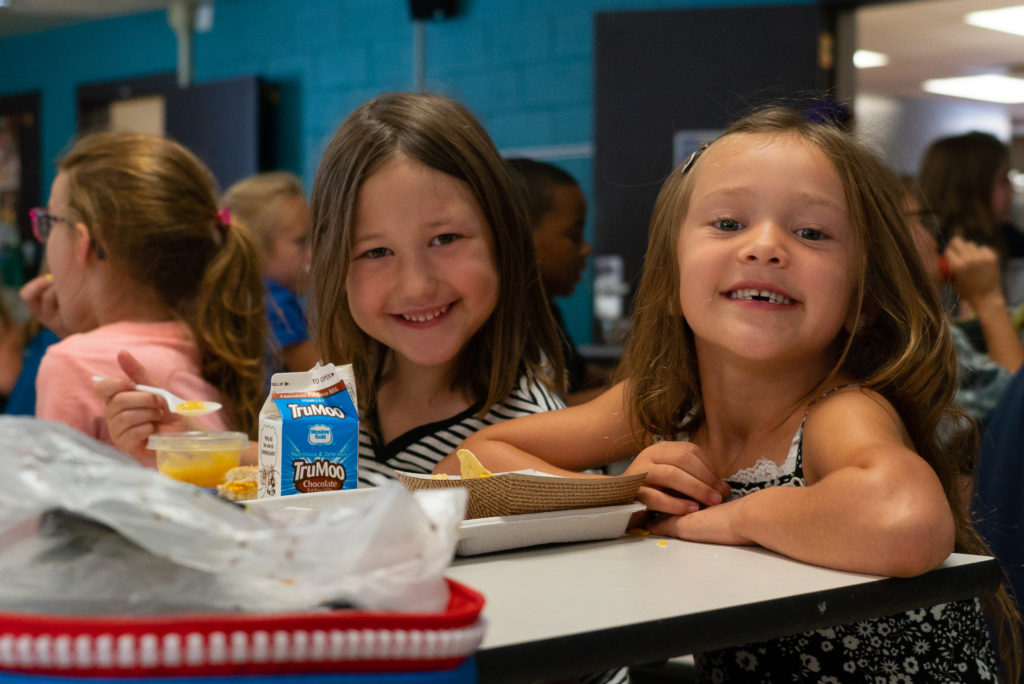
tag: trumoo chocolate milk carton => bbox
[258,363,358,497]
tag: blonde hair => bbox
[221,172,305,252]
[59,131,266,437]
[309,92,565,431]
[619,105,1019,672]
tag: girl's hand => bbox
[647,502,754,546]
[19,275,69,338]
[944,236,1003,306]
[94,349,188,463]
[945,235,1024,371]
[624,441,731,515]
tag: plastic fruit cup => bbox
[147,431,248,488]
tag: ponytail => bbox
[59,131,267,437]
[191,213,266,438]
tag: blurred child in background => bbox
[919,130,1024,309]
[507,157,609,404]
[25,131,265,459]
[222,172,318,376]
[902,176,1022,422]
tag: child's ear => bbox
[72,222,104,264]
[71,222,91,264]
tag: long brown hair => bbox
[919,131,1010,256]
[60,131,265,437]
[308,92,564,432]
[620,105,1020,675]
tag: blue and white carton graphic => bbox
[257,363,358,498]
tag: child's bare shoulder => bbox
[811,384,902,429]
[803,385,914,474]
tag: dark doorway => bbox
[77,73,270,192]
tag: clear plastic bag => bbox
[0,417,465,616]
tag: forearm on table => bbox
[435,384,640,476]
[729,470,955,577]
[970,293,1024,372]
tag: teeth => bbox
[729,288,793,305]
[401,304,450,322]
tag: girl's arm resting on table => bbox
[433,382,730,513]
[433,382,636,475]
[650,389,955,577]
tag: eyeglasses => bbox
[29,207,74,243]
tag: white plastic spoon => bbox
[92,376,222,417]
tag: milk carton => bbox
[257,363,359,497]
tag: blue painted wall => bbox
[0,0,812,344]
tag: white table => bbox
[446,536,1000,682]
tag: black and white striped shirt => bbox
[357,374,564,486]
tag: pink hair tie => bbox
[217,207,231,228]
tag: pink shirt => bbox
[36,321,229,450]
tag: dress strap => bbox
[814,383,860,404]
[782,384,859,470]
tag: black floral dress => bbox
[693,419,998,683]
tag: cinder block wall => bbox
[0,0,805,343]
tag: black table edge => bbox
[474,556,1002,682]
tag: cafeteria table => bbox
[446,536,1001,683]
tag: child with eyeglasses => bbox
[902,176,1023,422]
[21,131,265,457]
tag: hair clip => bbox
[680,143,709,176]
[216,207,231,228]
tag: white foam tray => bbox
[455,502,646,556]
[245,489,645,556]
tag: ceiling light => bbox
[965,6,1024,37]
[853,50,889,69]
[923,74,1024,104]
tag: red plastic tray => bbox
[0,579,484,678]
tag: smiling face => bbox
[676,132,858,370]
[345,156,500,375]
